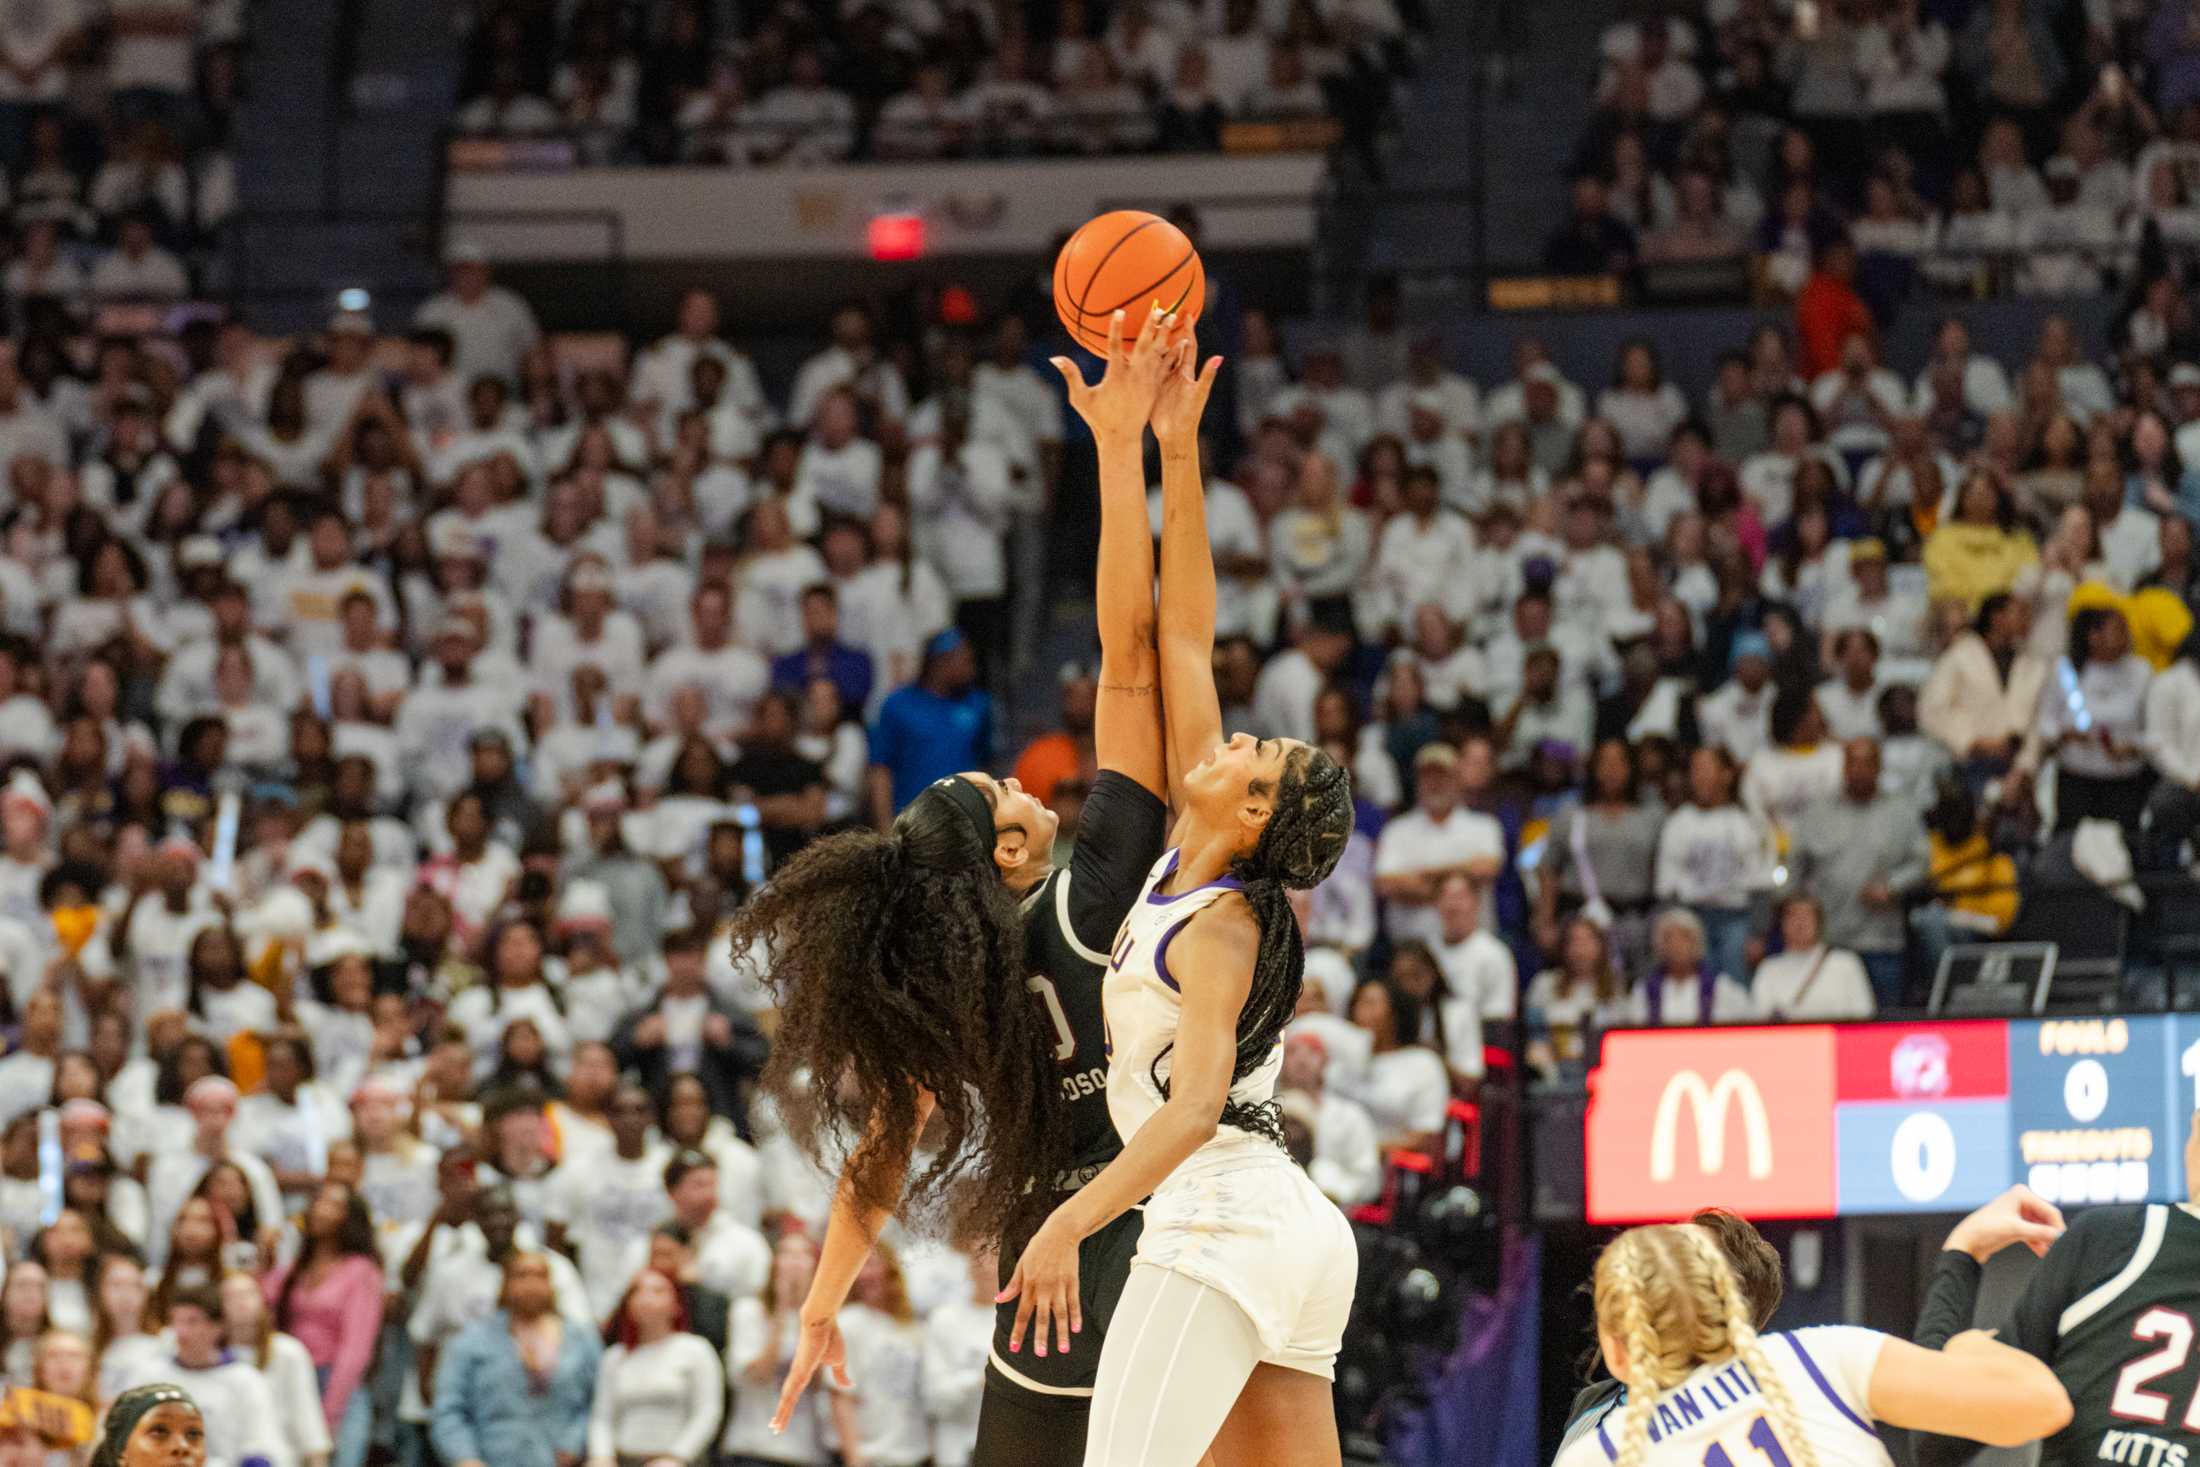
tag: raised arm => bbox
[1051,308,1173,800]
[1151,332,1227,809]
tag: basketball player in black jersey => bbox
[742,306,1182,1467]
[1914,1153,2200,1467]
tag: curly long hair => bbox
[727,779,1069,1244]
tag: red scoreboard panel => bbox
[1585,1017,2200,1223]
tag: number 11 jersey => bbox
[1555,1328,1898,1467]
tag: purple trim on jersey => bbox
[1596,1417,1617,1462]
[1153,915,1187,992]
[1784,1333,1875,1437]
[1143,849,1247,904]
[1144,849,1182,898]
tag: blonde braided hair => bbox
[1595,1224,1824,1467]
[1678,1225,1823,1467]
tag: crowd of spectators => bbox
[0,0,244,309]
[449,0,1427,164]
[8,28,2200,1452]
[1543,0,2200,304]
[0,230,1144,1466]
[1214,275,2200,1204]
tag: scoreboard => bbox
[1584,1016,2200,1224]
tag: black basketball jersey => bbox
[1016,770,1170,1187]
[2007,1204,2200,1467]
[986,771,1169,1404]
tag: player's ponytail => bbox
[727,777,1075,1243]
[1596,1223,1825,1467]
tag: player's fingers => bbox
[1125,306,1165,374]
[1008,1287,1035,1353]
[1167,334,1194,379]
[1032,1285,1056,1357]
[1144,314,1177,376]
[1105,309,1129,369]
[994,1265,1022,1304]
[770,1363,812,1432]
[2017,1222,2062,1255]
[828,1357,853,1389]
[2018,1189,2066,1229]
[1056,1283,1074,1355]
[1047,356,1089,405]
[1197,355,1225,390]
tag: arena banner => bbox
[1585,1017,2200,1223]
[445,153,1328,262]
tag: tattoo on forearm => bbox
[1099,682,1158,695]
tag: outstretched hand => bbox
[1052,306,1177,444]
[770,1311,849,1435]
[1151,333,1223,448]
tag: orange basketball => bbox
[1053,210,1205,356]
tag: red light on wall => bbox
[868,213,925,261]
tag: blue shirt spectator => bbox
[869,629,992,819]
[771,585,874,714]
[431,1262,602,1467]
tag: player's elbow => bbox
[1118,605,1159,650]
[1163,1088,1224,1149]
[1157,627,1210,667]
[2011,1381,2074,1444]
[1978,1374,2070,1446]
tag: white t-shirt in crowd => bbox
[1752,944,1876,1020]
[1654,804,1771,911]
[0,1049,51,1126]
[1373,806,1505,946]
[645,641,769,733]
[1432,927,1518,1022]
[587,1332,725,1464]
[123,896,218,1015]
[832,1303,931,1467]
[415,285,541,387]
[921,1298,993,1467]
[1358,1044,1450,1139]
[547,1144,673,1318]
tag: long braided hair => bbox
[1154,744,1353,1144]
[1596,1223,1822,1467]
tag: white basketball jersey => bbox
[1102,849,1283,1161]
[1554,1329,1895,1467]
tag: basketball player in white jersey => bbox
[1552,1222,2071,1467]
[997,332,1359,1467]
